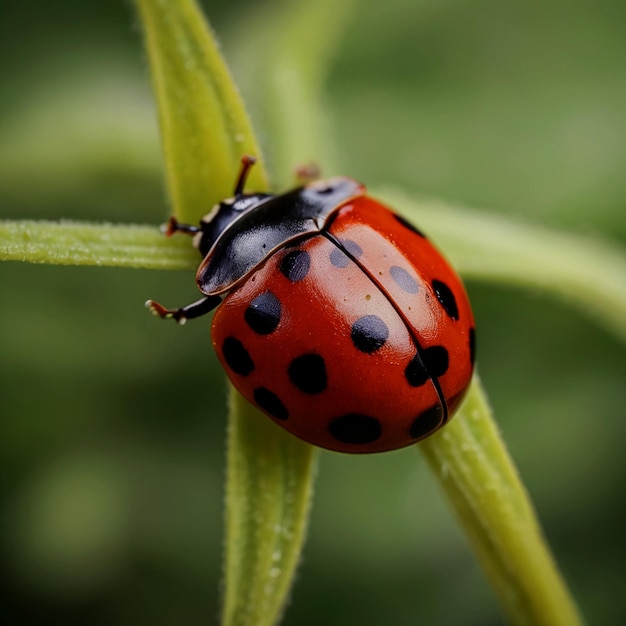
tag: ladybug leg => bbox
[145,295,221,325]
[161,216,200,237]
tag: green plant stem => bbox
[0,219,196,269]
[419,377,584,626]
[5,199,624,345]
[224,389,318,626]
[262,0,355,186]
[379,189,626,341]
[134,0,267,223]
[230,0,354,188]
[133,3,319,625]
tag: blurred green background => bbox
[1,1,624,624]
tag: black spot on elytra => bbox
[222,337,254,376]
[329,414,382,445]
[254,387,288,420]
[432,279,459,320]
[344,240,363,257]
[245,291,281,335]
[424,346,449,377]
[469,327,476,366]
[405,353,429,387]
[330,239,363,268]
[329,248,348,268]
[280,250,310,282]
[390,265,419,294]
[409,404,444,439]
[393,213,426,238]
[405,346,449,386]
[351,315,389,353]
[288,353,327,394]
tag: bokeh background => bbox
[1,1,624,624]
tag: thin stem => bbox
[0,219,196,270]
[419,377,584,626]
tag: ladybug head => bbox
[195,156,272,257]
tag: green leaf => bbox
[419,377,584,626]
[134,0,267,223]
[224,388,317,626]
[230,0,355,187]
[377,188,626,341]
[134,2,317,625]
[0,219,196,269]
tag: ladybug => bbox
[147,156,475,453]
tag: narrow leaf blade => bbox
[419,377,584,626]
[133,3,317,625]
[376,188,626,341]
[224,390,317,626]
[0,219,196,269]
[135,0,267,222]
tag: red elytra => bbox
[147,157,475,453]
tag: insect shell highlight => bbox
[147,157,475,453]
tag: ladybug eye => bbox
[308,180,336,195]
[316,185,335,195]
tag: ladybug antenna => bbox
[234,155,257,197]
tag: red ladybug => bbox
[147,157,475,453]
